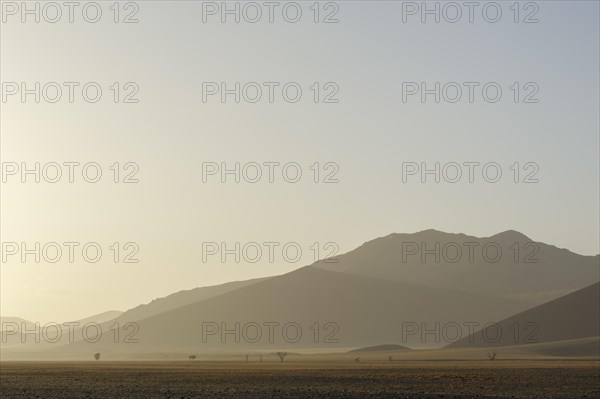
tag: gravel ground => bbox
[1,361,599,399]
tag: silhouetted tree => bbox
[93,353,101,361]
[277,352,288,362]
[487,350,497,361]
[188,355,197,361]
[389,355,393,362]
[354,357,360,362]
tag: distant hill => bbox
[61,266,530,353]
[0,312,121,349]
[0,278,269,350]
[4,230,598,359]
[449,282,600,348]
[315,229,599,306]
[111,277,271,324]
[1,317,36,331]
[66,310,123,325]
[350,344,410,352]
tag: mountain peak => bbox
[490,229,531,241]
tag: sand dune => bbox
[449,282,600,349]
[350,344,410,353]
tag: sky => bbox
[1,1,599,323]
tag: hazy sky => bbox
[1,1,599,322]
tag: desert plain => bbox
[2,353,599,399]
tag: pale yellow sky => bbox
[1,1,599,322]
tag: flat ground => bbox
[1,360,599,399]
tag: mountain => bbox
[448,282,600,349]
[0,278,270,351]
[66,310,123,325]
[315,229,599,306]
[5,230,598,359]
[61,267,530,354]
[110,277,271,324]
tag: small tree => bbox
[276,352,288,362]
[486,350,497,361]
[388,355,393,362]
[188,355,197,361]
[354,357,360,362]
[94,353,101,361]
